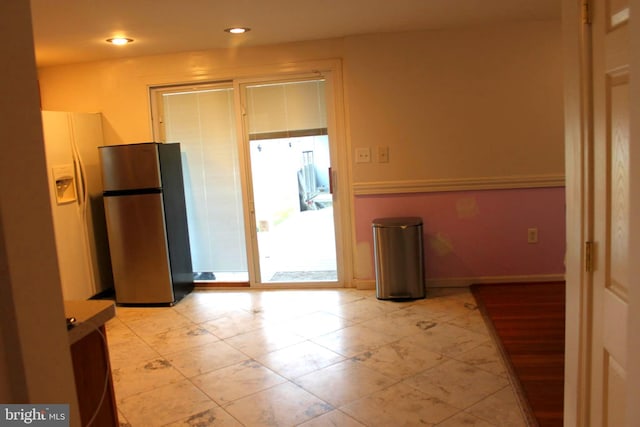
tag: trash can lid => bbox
[372,217,423,228]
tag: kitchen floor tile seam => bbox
[108,333,165,370]
[184,371,244,408]
[198,352,283,378]
[164,354,253,381]
[204,377,334,412]
[195,309,331,337]
[112,358,193,405]
[114,305,181,321]
[330,311,396,326]
[446,337,503,359]
[290,359,403,407]
[459,384,523,426]
[305,333,391,360]
[295,376,393,416]
[396,362,511,413]
[220,331,309,356]
[253,352,348,382]
[333,377,468,426]
[110,349,168,372]
[347,348,455,382]
[445,356,507,379]
[218,338,349,378]
[117,381,222,427]
[114,307,199,338]
[271,307,352,325]
[441,313,489,332]
[111,336,177,364]
[115,374,198,415]
[155,332,241,354]
[171,304,202,322]
[108,321,212,381]
[328,407,371,427]
[157,407,245,427]
[198,324,268,342]
[346,319,433,342]
[106,317,149,342]
[133,328,222,356]
[397,326,494,356]
[432,409,499,427]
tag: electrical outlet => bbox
[355,147,371,163]
[527,228,538,244]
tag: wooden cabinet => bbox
[70,325,118,427]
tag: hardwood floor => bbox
[471,282,565,427]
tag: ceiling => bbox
[30,0,560,68]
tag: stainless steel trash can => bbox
[373,217,425,300]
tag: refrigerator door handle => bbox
[73,156,86,206]
[69,121,87,208]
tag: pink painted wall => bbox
[354,187,566,280]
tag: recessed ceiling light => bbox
[106,37,134,46]
[224,27,251,34]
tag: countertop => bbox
[64,299,116,345]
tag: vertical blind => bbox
[163,87,247,274]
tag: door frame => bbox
[628,0,640,421]
[562,1,593,425]
[233,64,352,288]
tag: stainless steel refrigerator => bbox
[99,142,193,305]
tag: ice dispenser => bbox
[52,164,77,205]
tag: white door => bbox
[590,0,631,424]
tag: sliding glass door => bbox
[151,69,344,287]
[240,79,338,284]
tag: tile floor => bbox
[106,287,528,427]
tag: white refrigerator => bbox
[41,111,113,300]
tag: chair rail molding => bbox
[352,174,566,196]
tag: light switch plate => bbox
[377,146,389,163]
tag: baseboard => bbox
[353,279,376,290]
[353,274,565,291]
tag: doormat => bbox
[269,270,337,282]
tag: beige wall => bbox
[0,0,79,420]
[345,20,564,183]
[38,39,344,147]
[38,20,563,184]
